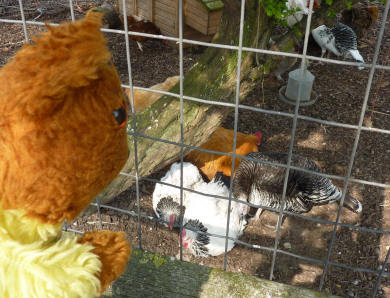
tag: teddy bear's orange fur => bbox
[78,230,131,291]
[0,11,131,296]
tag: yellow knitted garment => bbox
[0,208,101,298]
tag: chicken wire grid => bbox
[0,0,104,20]
[1,0,390,296]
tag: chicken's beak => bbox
[168,214,175,230]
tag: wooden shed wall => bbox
[154,0,178,36]
[118,0,178,37]
[118,0,135,16]
[184,0,222,35]
[117,0,219,47]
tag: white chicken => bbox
[181,174,248,257]
[153,162,204,229]
[283,0,320,27]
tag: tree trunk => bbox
[92,0,361,208]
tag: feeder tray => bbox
[279,85,318,107]
[278,67,318,106]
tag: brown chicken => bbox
[185,127,263,180]
[126,76,179,112]
[91,5,163,51]
[341,2,379,39]
[120,15,163,51]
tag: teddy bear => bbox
[0,10,131,297]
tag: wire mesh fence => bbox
[1,0,390,296]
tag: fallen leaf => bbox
[364,117,373,128]
[378,81,390,88]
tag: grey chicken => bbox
[233,152,362,227]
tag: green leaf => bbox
[327,9,336,17]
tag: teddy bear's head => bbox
[0,12,129,224]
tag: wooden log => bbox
[102,248,341,297]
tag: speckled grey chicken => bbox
[311,22,365,69]
[233,152,362,226]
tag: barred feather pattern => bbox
[330,23,358,57]
[183,219,210,257]
[234,152,362,215]
[312,23,364,65]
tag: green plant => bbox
[261,0,300,26]
[262,0,386,24]
[325,0,386,17]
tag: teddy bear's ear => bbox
[10,10,111,117]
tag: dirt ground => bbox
[1,1,390,297]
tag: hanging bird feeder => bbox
[279,67,318,106]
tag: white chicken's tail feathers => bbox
[165,162,203,187]
[349,49,364,63]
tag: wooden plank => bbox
[157,0,177,9]
[138,8,149,20]
[155,18,176,34]
[185,0,208,12]
[206,1,210,34]
[181,24,215,46]
[155,13,177,29]
[117,0,136,15]
[185,5,209,24]
[208,25,219,35]
[155,1,176,16]
[158,25,176,37]
[148,0,154,21]
[185,15,208,35]
[138,0,148,11]
[182,24,209,39]
[184,2,208,21]
[107,249,341,298]
[185,3,222,23]
[137,0,150,20]
[185,5,222,35]
[209,17,222,27]
[209,10,222,27]
[174,0,179,36]
[185,13,208,28]
[154,9,176,21]
[134,0,138,16]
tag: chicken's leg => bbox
[136,41,143,51]
[246,207,263,223]
[317,48,327,65]
[261,214,286,231]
